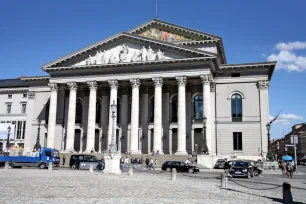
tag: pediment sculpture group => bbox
[85,44,166,65]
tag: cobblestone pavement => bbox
[0,169,305,204]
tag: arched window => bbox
[149,96,154,123]
[193,95,203,120]
[45,100,50,124]
[171,95,178,122]
[75,99,83,123]
[231,93,242,122]
[96,98,102,124]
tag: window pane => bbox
[238,133,242,150]
[237,99,242,117]
[232,100,237,117]
[194,95,203,119]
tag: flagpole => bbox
[156,0,158,19]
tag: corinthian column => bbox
[257,80,270,154]
[129,79,141,154]
[65,82,78,152]
[201,74,212,154]
[47,83,59,148]
[108,80,118,148]
[175,76,187,155]
[152,77,163,154]
[86,81,98,152]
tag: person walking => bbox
[223,158,231,177]
[154,158,159,168]
[286,161,293,178]
[149,158,154,170]
[145,157,150,169]
[62,155,66,166]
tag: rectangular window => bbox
[23,93,27,98]
[6,104,12,114]
[233,132,242,151]
[17,121,22,139]
[8,94,12,99]
[22,121,26,139]
[21,103,27,113]
[44,133,47,147]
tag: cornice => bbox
[44,57,216,71]
[0,88,28,93]
[20,76,50,81]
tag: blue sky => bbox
[0,0,305,139]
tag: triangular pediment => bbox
[42,32,216,70]
[129,19,221,42]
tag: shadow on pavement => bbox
[224,188,306,204]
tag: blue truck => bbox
[0,147,60,169]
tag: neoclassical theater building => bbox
[0,19,276,156]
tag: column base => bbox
[129,150,140,154]
[175,150,188,155]
[104,154,121,175]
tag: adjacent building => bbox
[0,19,276,157]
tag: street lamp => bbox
[7,126,11,149]
[202,116,208,154]
[109,100,117,153]
[266,123,271,153]
[34,119,41,151]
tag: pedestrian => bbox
[62,155,66,166]
[156,150,160,156]
[145,157,150,169]
[281,160,287,176]
[154,158,159,168]
[149,158,154,170]
[224,158,231,177]
[286,162,293,178]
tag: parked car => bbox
[230,160,254,178]
[214,159,226,169]
[161,161,199,174]
[69,155,104,170]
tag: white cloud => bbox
[267,41,306,72]
[269,113,304,125]
[276,41,306,51]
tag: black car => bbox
[214,159,226,169]
[69,154,104,170]
[230,160,254,178]
[161,161,199,174]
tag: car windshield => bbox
[233,161,248,167]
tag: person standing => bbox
[62,155,66,166]
[145,157,150,169]
[224,158,231,177]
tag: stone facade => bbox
[0,19,276,157]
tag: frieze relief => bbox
[140,28,192,42]
[73,44,175,66]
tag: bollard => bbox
[221,173,225,187]
[89,162,94,173]
[129,164,133,176]
[48,162,53,171]
[283,182,293,204]
[171,168,176,181]
[224,174,228,188]
[4,161,9,170]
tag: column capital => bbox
[48,83,59,92]
[200,74,212,85]
[130,78,141,89]
[67,82,78,91]
[175,76,187,86]
[108,79,119,90]
[152,77,163,87]
[87,81,98,91]
[257,80,269,90]
[210,83,215,92]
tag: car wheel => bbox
[39,163,46,169]
[247,172,251,179]
[71,164,77,170]
[9,163,14,169]
[166,167,171,172]
[188,168,194,174]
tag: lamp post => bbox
[202,116,208,154]
[7,126,11,150]
[34,119,41,151]
[108,100,117,153]
[266,123,271,153]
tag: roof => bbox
[0,79,28,88]
[219,61,277,80]
[41,32,217,70]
